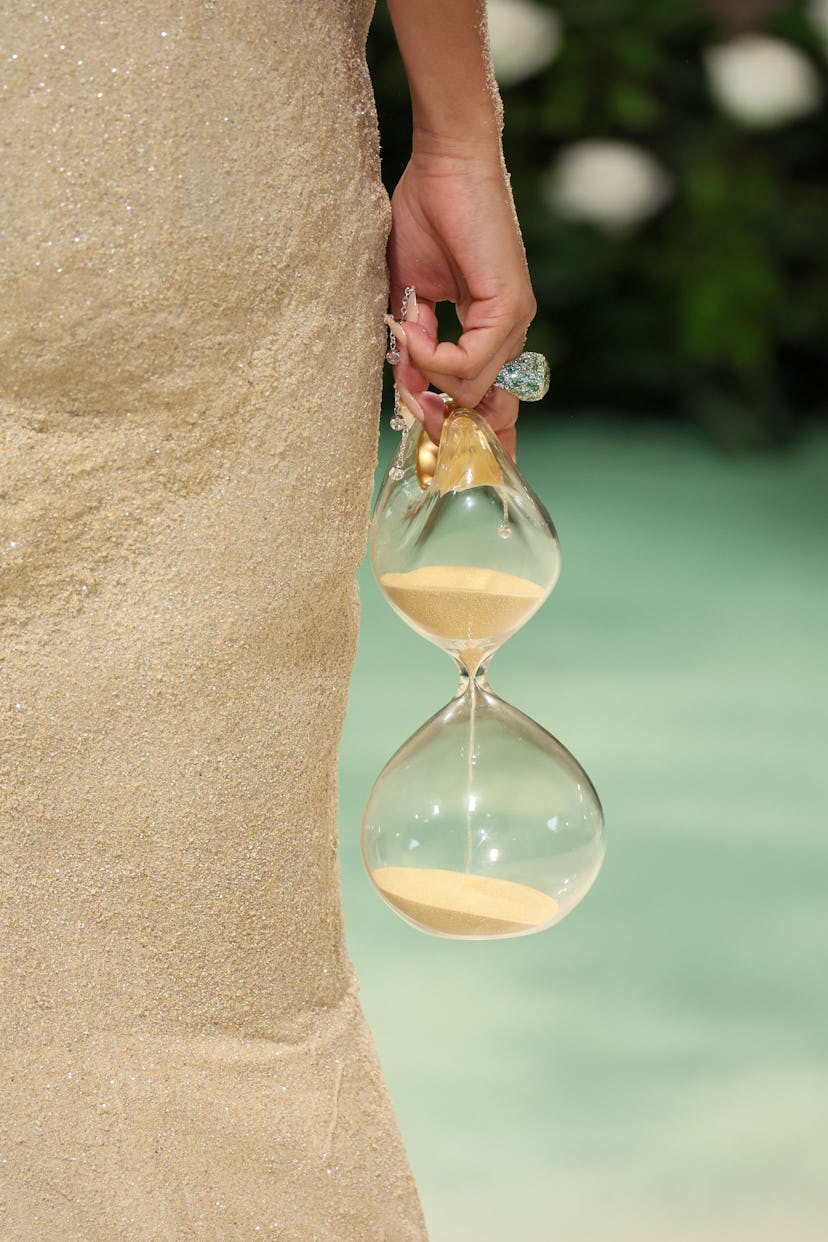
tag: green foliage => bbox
[368,0,828,447]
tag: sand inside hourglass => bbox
[371,564,558,937]
[379,565,545,648]
[371,866,558,937]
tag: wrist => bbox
[411,124,505,168]
[409,75,504,156]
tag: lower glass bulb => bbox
[361,674,605,940]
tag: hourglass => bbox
[361,403,605,940]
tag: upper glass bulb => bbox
[370,406,561,671]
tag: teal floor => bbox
[338,417,828,1242]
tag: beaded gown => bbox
[0,2,428,1237]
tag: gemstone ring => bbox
[494,352,551,402]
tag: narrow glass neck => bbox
[452,657,492,696]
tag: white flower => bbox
[487,0,561,87]
[543,140,673,233]
[704,34,823,128]
[808,0,828,55]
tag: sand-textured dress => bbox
[0,2,428,1238]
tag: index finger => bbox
[403,318,528,409]
[388,298,439,399]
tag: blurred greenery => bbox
[368,1,828,448]
[340,419,828,1240]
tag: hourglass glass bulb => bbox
[371,407,561,672]
[363,405,605,939]
[361,673,605,939]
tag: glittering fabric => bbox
[0,2,427,1237]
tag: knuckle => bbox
[503,285,536,325]
[454,357,478,382]
[519,292,537,326]
[450,380,481,408]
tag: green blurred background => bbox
[369,0,828,448]
[340,4,828,1240]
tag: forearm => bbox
[383,0,534,429]
[385,0,504,158]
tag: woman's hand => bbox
[386,148,536,459]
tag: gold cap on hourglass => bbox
[415,402,504,493]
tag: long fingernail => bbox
[405,290,419,324]
[396,382,425,425]
[383,314,407,343]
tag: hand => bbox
[386,148,537,458]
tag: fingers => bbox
[394,372,520,458]
[418,392,453,445]
[385,301,442,436]
[386,307,526,456]
[496,424,517,460]
[386,312,531,410]
[397,388,518,457]
[476,386,519,459]
[386,300,439,400]
[393,381,447,445]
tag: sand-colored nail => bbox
[396,382,425,425]
[383,314,407,343]
[405,289,419,323]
